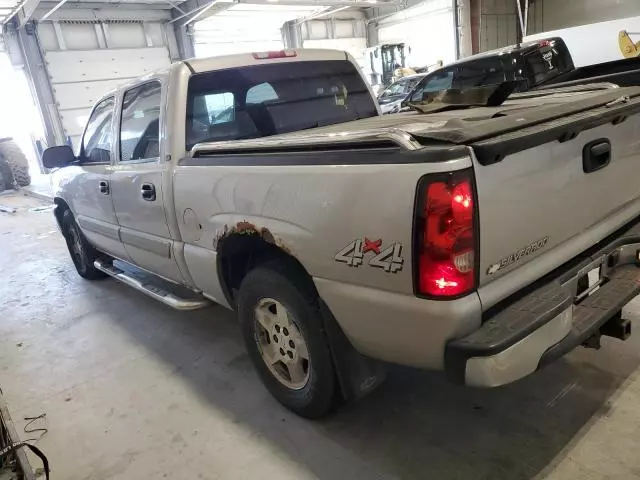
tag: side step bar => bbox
[94,260,211,310]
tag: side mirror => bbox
[42,145,75,169]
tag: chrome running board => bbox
[94,259,211,310]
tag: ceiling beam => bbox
[6,0,42,27]
[168,0,400,22]
[296,4,349,22]
[183,0,219,23]
[40,0,71,21]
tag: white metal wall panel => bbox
[528,0,640,34]
[105,23,147,49]
[378,0,456,68]
[39,21,171,147]
[45,47,169,83]
[302,37,367,66]
[61,23,101,50]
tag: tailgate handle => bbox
[583,139,611,173]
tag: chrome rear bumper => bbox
[446,234,640,387]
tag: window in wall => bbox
[120,81,162,162]
[81,97,114,164]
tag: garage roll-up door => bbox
[377,0,456,70]
[37,20,171,148]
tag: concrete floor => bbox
[3,192,640,480]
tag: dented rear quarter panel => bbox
[172,153,485,368]
[172,153,473,296]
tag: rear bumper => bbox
[446,232,640,387]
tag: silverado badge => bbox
[487,236,549,275]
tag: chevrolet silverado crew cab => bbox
[43,48,640,419]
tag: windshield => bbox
[380,77,424,98]
[186,60,377,150]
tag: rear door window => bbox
[185,60,377,149]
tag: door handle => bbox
[98,180,110,195]
[583,139,611,173]
[141,183,156,201]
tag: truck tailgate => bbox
[470,94,640,308]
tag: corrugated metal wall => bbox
[37,20,172,147]
[479,0,517,52]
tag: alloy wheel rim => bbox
[254,297,310,390]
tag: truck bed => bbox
[191,85,640,313]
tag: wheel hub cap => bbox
[254,298,310,390]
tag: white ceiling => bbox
[0,0,22,23]
[194,3,326,36]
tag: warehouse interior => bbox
[2,0,640,478]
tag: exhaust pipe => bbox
[601,313,632,341]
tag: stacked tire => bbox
[0,157,15,193]
[0,140,31,187]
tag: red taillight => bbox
[416,171,477,297]
[538,40,552,48]
[252,50,297,60]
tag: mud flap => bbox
[319,300,387,402]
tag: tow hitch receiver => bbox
[601,312,632,341]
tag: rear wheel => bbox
[61,209,108,280]
[0,140,31,187]
[237,262,337,419]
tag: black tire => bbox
[237,262,338,419]
[61,209,108,280]
[0,158,15,192]
[0,140,30,187]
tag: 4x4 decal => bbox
[335,237,404,273]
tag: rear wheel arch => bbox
[217,232,315,308]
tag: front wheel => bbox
[237,262,338,419]
[61,209,108,280]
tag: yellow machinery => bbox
[619,30,640,58]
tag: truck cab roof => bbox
[185,48,351,74]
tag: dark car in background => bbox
[404,37,574,106]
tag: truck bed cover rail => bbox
[190,128,423,156]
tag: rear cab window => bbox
[185,60,377,150]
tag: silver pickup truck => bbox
[43,48,640,418]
